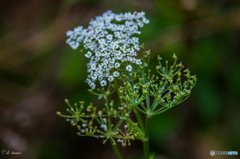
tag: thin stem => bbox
[105,96,112,131]
[110,139,123,159]
[113,119,124,131]
[114,79,123,103]
[133,108,144,131]
[143,116,151,159]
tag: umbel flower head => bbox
[66,10,149,89]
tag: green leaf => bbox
[125,118,144,140]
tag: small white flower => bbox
[113,71,120,77]
[81,129,85,133]
[136,59,142,65]
[103,118,107,123]
[91,63,96,70]
[108,76,114,82]
[134,44,140,51]
[110,58,115,63]
[66,30,74,36]
[115,62,120,68]
[98,110,103,116]
[106,34,113,40]
[96,51,101,56]
[109,63,114,68]
[69,42,79,50]
[100,80,107,87]
[142,17,150,24]
[90,83,96,89]
[86,79,91,84]
[101,124,107,131]
[126,65,132,72]
[85,51,92,58]
[91,74,97,80]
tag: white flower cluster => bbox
[66,10,149,89]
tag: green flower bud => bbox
[119,90,123,95]
[127,83,131,89]
[185,90,191,95]
[56,111,62,116]
[88,89,93,93]
[167,94,171,100]
[157,96,161,102]
[142,89,148,95]
[175,96,180,101]
[172,53,177,60]
[178,72,181,77]
[193,76,197,82]
[190,80,194,86]
[133,92,137,98]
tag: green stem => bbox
[134,108,144,131]
[110,139,123,159]
[143,116,151,159]
[114,79,123,103]
[105,96,112,131]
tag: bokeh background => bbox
[0,0,240,159]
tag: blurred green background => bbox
[0,0,240,159]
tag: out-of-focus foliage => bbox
[0,0,240,159]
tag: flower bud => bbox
[178,72,181,77]
[56,111,62,116]
[119,90,123,95]
[193,76,197,82]
[175,96,180,101]
[142,89,148,95]
[157,96,161,102]
[157,55,162,61]
[133,92,137,98]
[167,94,171,100]
[190,80,194,86]
[88,89,93,93]
[172,53,177,60]
[127,83,131,89]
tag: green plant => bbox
[57,10,197,159]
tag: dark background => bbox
[0,0,240,159]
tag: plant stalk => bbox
[110,139,123,159]
[143,116,151,159]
